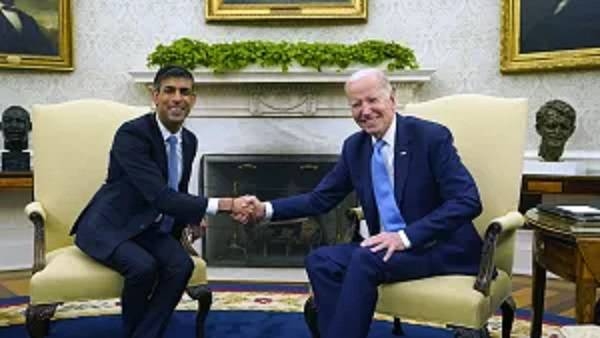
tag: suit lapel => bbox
[393,114,411,208]
[147,113,168,179]
[358,134,380,236]
[180,130,194,191]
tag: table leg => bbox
[530,243,546,338]
[575,262,597,323]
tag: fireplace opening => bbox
[200,154,357,267]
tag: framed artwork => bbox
[0,0,72,71]
[205,0,367,21]
[501,0,600,73]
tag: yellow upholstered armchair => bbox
[24,100,211,338]
[304,94,528,338]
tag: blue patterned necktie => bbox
[371,139,406,232]
[159,135,179,233]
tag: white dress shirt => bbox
[264,114,411,248]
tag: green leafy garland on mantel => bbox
[147,38,418,73]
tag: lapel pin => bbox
[400,151,407,156]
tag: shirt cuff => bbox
[397,230,411,249]
[206,198,219,216]
[264,202,274,221]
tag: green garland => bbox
[147,39,418,73]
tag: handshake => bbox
[221,195,266,224]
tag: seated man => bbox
[70,65,252,338]
[246,68,483,338]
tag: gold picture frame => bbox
[501,0,600,73]
[205,0,367,21]
[0,0,73,71]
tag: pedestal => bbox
[2,152,31,171]
[523,160,586,176]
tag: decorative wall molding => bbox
[129,69,435,117]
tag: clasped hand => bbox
[229,195,265,224]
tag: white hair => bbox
[345,68,393,95]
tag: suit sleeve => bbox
[271,141,354,221]
[112,122,207,225]
[404,126,482,248]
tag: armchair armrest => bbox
[343,207,364,242]
[473,211,524,296]
[180,227,200,257]
[24,202,48,274]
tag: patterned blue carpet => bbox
[0,310,454,338]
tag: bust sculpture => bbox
[0,105,32,171]
[535,100,575,162]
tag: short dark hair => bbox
[152,65,194,91]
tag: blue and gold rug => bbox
[0,283,572,337]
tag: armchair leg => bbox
[451,326,490,338]
[500,296,516,338]
[303,296,320,338]
[25,303,59,338]
[186,285,213,338]
[392,317,405,336]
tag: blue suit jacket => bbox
[271,114,483,275]
[71,113,208,261]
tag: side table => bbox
[526,208,600,338]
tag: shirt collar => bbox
[371,113,397,148]
[155,114,182,144]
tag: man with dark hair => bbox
[535,99,576,161]
[0,0,56,55]
[71,65,253,338]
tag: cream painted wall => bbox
[1,0,599,270]
[0,0,598,151]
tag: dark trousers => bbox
[103,227,194,338]
[305,243,434,338]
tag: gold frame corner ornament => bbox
[0,0,73,71]
[205,0,367,21]
[500,0,600,74]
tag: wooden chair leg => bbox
[186,285,212,338]
[500,296,516,338]
[303,296,320,338]
[392,317,405,336]
[25,303,59,338]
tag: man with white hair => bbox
[245,68,483,338]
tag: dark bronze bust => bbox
[535,100,575,162]
[0,105,32,171]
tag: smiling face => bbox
[152,77,196,133]
[345,71,396,139]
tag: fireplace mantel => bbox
[129,68,435,117]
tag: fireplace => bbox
[200,154,357,267]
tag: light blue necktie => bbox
[159,135,179,233]
[371,139,406,232]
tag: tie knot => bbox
[374,139,386,151]
[166,135,177,146]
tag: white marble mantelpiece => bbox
[129,68,435,117]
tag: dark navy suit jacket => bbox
[71,113,208,261]
[271,114,484,275]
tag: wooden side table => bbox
[0,171,33,191]
[520,175,600,213]
[526,208,600,338]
